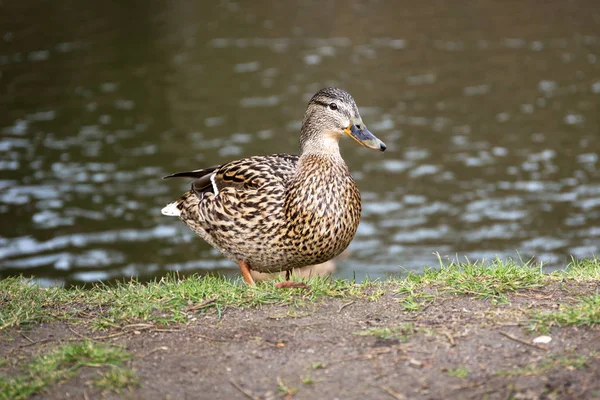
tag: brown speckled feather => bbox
[164,153,360,272]
[162,87,385,279]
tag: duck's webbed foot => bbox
[275,269,309,289]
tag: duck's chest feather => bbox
[282,156,361,254]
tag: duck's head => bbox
[299,87,386,155]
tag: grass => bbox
[445,366,470,378]
[0,341,137,399]
[353,323,415,341]
[0,274,360,331]
[529,294,600,333]
[394,255,599,308]
[497,353,591,378]
[276,376,297,398]
[399,255,546,304]
[94,367,140,392]
[0,279,76,331]
[555,257,600,281]
[310,361,326,370]
[1,256,598,331]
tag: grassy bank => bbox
[1,257,598,331]
[1,257,599,399]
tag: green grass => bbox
[554,256,600,281]
[0,274,360,331]
[276,376,297,397]
[445,366,470,378]
[1,256,598,330]
[94,367,140,392]
[529,294,600,333]
[0,341,137,399]
[497,353,590,378]
[400,255,546,304]
[0,279,77,330]
[392,256,598,308]
[310,361,326,370]
[353,323,415,341]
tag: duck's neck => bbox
[295,137,349,181]
[299,132,344,160]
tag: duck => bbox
[161,87,386,285]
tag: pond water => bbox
[1,1,599,286]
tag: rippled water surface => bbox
[1,1,599,285]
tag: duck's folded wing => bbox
[212,154,298,193]
[163,154,298,199]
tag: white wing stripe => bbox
[210,172,219,196]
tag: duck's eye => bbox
[328,103,338,111]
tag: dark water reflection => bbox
[1,1,599,286]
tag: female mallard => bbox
[161,87,386,285]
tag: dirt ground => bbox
[3,282,600,400]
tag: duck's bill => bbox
[344,123,386,152]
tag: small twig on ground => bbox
[419,300,435,312]
[19,331,36,344]
[93,331,131,340]
[338,301,355,313]
[95,324,154,340]
[139,346,169,358]
[22,338,53,347]
[122,323,154,329]
[229,379,259,400]
[499,331,548,350]
[197,334,226,343]
[68,324,155,341]
[185,298,217,312]
[68,325,95,341]
[451,381,485,392]
[443,331,455,346]
[495,322,521,327]
[377,385,407,400]
[513,293,553,300]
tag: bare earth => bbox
[3,282,600,400]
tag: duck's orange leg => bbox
[238,260,255,285]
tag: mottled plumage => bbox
[162,88,386,284]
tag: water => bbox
[1,1,599,286]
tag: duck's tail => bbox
[161,190,202,218]
[161,199,183,216]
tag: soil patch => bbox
[2,282,599,399]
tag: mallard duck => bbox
[161,87,386,285]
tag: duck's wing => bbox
[163,153,298,201]
[207,154,298,195]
